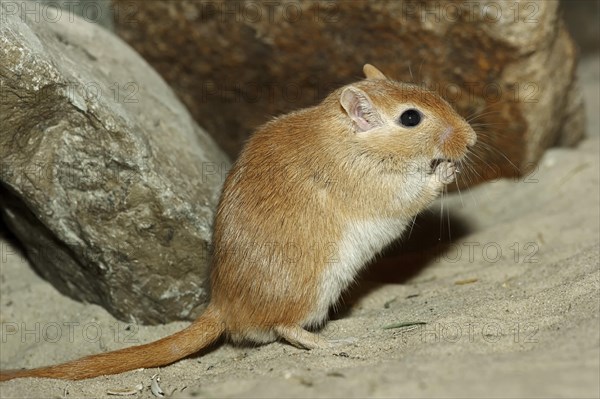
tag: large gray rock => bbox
[0,2,230,324]
[113,0,584,187]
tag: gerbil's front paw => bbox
[429,161,456,187]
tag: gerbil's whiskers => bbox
[467,116,521,177]
[407,214,418,240]
[465,105,520,177]
[406,58,426,87]
[438,184,446,241]
[445,185,451,242]
[417,59,425,86]
[463,150,486,179]
[438,196,442,241]
[465,109,501,123]
[462,153,480,207]
[475,140,520,175]
[454,166,465,208]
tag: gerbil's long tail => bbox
[0,305,223,381]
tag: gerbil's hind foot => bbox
[275,326,358,350]
[275,325,329,350]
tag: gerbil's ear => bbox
[340,86,384,132]
[363,64,387,80]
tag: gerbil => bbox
[0,64,476,381]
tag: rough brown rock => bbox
[0,3,230,324]
[113,0,584,185]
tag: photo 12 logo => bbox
[393,321,539,344]
[1,321,139,345]
[436,241,540,264]
[400,1,540,24]
[1,1,106,24]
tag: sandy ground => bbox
[1,55,599,398]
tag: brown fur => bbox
[0,64,476,381]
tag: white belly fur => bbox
[302,217,409,327]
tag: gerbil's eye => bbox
[399,109,422,127]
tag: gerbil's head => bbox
[337,64,476,174]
